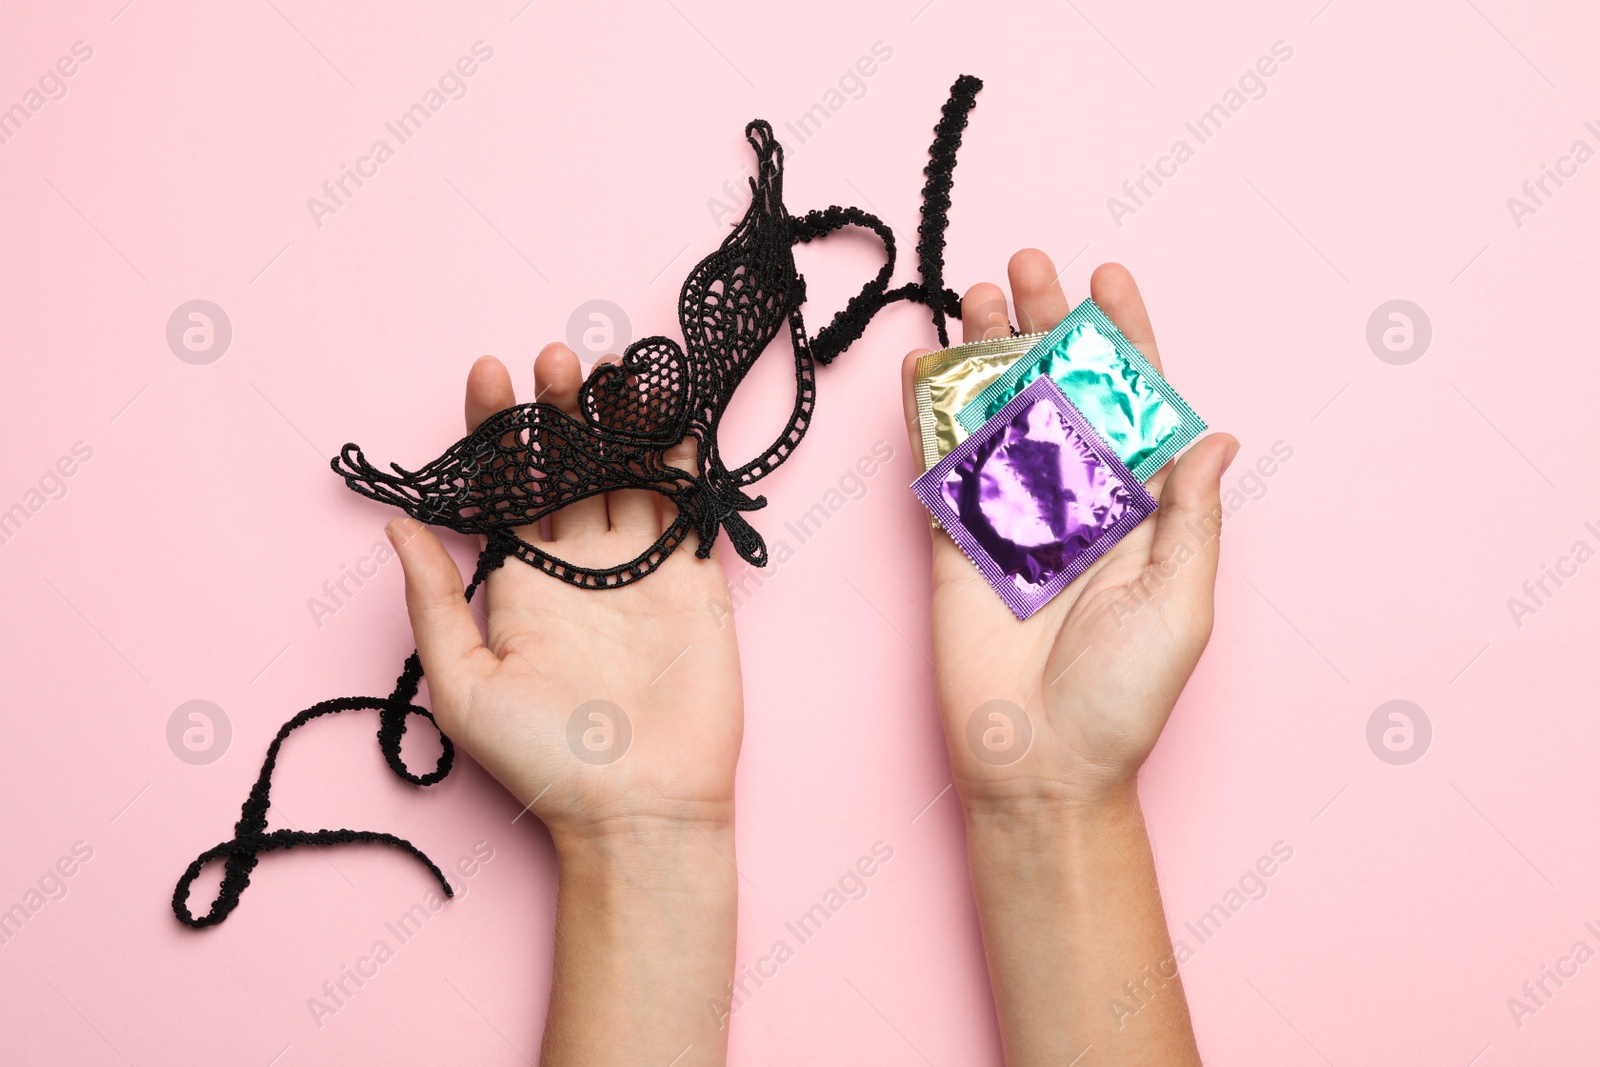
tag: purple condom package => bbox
[912,375,1158,620]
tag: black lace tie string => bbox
[173,546,508,927]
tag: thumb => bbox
[1145,434,1239,618]
[900,349,932,471]
[386,517,491,712]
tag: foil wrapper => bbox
[954,299,1206,482]
[912,375,1157,620]
[914,333,1044,472]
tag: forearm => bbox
[963,786,1200,1067]
[541,822,738,1067]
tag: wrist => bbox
[960,776,1142,840]
[537,787,735,854]
[541,811,738,1067]
[551,816,738,901]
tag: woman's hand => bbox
[901,250,1232,1067]
[388,344,743,1067]
[900,251,1238,814]
[387,345,743,843]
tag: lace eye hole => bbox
[577,338,689,444]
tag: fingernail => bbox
[385,516,416,549]
[1221,438,1241,474]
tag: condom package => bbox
[952,298,1206,482]
[913,374,1157,620]
[914,332,1045,472]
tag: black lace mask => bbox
[174,75,984,928]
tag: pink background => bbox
[3,0,1598,1063]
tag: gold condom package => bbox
[914,332,1045,471]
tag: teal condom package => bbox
[955,298,1206,481]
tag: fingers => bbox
[1007,249,1071,335]
[962,282,1011,343]
[465,355,516,433]
[1145,433,1238,615]
[1089,262,1162,375]
[663,431,700,476]
[659,432,702,537]
[901,349,931,471]
[535,342,610,538]
[596,353,661,537]
[387,517,493,712]
[464,354,543,544]
[660,334,702,484]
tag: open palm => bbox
[899,252,1239,808]
[388,345,743,840]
